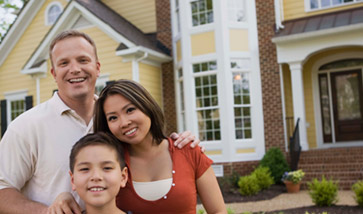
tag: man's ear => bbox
[120,167,128,188]
[50,67,57,80]
[69,171,76,191]
[96,62,101,78]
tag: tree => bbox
[0,0,26,42]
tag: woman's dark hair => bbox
[94,79,167,145]
[69,132,125,173]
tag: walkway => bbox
[197,191,356,213]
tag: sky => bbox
[0,0,24,36]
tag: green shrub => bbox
[308,176,338,206]
[227,207,235,214]
[352,180,363,207]
[252,166,274,190]
[197,209,205,214]
[238,174,261,196]
[259,147,290,183]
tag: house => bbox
[1,0,362,189]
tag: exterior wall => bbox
[283,0,363,21]
[282,64,294,138]
[101,0,157,33]
[155,0,177,135]
[0,0,68,102]
[190,31,216,56]
[229,29,249,52]
[139,63,163,107]
[256,0,285,151]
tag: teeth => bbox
[69,78,85,83]
[90,187,104,191]
[125,128,136,135]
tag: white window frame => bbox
[305,0,363,12]
[4,90,27,124]
[190,0,214,28]
[95,74,110,95]
[45,2,63,26]
[227,0,247,24]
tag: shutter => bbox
[25,96,33,110]
[1,100,7,137]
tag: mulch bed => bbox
[219,184,363,214]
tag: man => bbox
[0,30,197,214]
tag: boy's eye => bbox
[104,166,113,170]
[79,168,89,172]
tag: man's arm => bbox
[0,188,47,214]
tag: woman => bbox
[94,79,226,214]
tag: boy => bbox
[69,132,130,214]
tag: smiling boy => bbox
[69,132,130,214]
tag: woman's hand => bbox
[170,130,204,151]
[47,192,82,214]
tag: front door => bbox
[330,70,363,142]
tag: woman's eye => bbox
[107,116,117,121]
[126,107,136,113]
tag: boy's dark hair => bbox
[69,132,125,173]
[94,79,167,145]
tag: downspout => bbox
[35,76,40,105]
[274,0,284,31]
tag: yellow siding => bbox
[229,29,249,52]
[204,150,222,155]
[176,40,182,62]
[138,63,162,108]
[191,31,216,56]
[283,0,363,21]
[0,0,68,102]
[101,0,156,33]
[236,148,255,154]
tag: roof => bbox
[75,0,169,55]
[274,6,363,38]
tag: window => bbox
[95,74,109,95]
[231,59,252,139]
[191,0,214,27]
[5,90,27,124]
[177,68,186,131]
[228,0,246,22]
[45,2,62,25]
[309,0,362,10]
[193,61,220,141]
[175,0,181,34]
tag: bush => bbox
[252,166,274,190]
[238,174,261,196]
[352,180,363,207]
[259,147,290,183]
[308,176,338,206]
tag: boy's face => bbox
[70,145,127,208]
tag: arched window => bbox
[45,2,62,25]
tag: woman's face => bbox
[103,94,152,146]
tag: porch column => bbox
[289,62,309,151]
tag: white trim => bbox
[274,0,284,31]
[304,0,363,12]
[4,90,28,125]
[0,0,46,66]
[115,46,171,64]
[272,23,363,44]
[23,1,145,70]
[279,64,288,152]
[44,1,63,26]
[312,52,363,148]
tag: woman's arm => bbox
[197,167,227,214]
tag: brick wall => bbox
[155,0,177,135]
[255,0,285,152]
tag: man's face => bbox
[50,37,100,101]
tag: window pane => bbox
[190,0,214,26]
